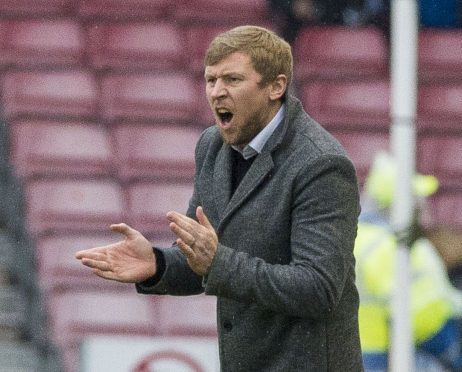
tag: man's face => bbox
[205,52,278,148]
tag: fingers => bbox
[196,206,213,229]
[176,239,195,260]
[110,223,138,238]
[80,257,112,272]
[167,207,213,232]
[75,247,104,260]
[169,222,196,246]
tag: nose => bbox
[210,79,227,100]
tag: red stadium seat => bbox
[158,295,217,336]
[10,120,114,179]
[48,291,158,347]
[0,0,73,17]
[330,130,389,184]
[36,233,127,293]
[26,179,125,236]
[127,181,193,236]
[2,70,98,121]
[418,135,462,189]
[114,123,202,182]
[78,0,173,20]
[101,73,198,123]
[301,80,390,131]
[419,29,462,83]
[294,26,388,82]
[0,19,84,69]
[174,0,268,25]
[88,22,186,72]
[417,84,462,133]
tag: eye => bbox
[228,76,240,83]
[206,77,216,85]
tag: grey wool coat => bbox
[137,95,363,371]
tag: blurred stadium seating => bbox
[25,178,125,236]
[87,21,187,72]
[419,29,462,83]
[0,19,84,69]
[9,120,115,179]
[101,72,198,123]
[114,123,201,182]
[77,0,174,21]
[126,181,194,237]
[2,70,98,121]
[293,26,389,83]
[301,79,390,131]
[0,0,73,17]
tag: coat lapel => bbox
[212,144,233,221]
[217,151,274,231]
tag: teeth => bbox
[217,108,230,113]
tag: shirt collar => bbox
[232,104,285,160]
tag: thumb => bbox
[196,207,213,230]
[110,223,138,239]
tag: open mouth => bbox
[216,108,234,125]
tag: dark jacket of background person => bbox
[137,94,363,371]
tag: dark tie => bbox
[231,150,255,195]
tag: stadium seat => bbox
[419,29,462,83]
[88,21,186,72]
[330,130,389,184]
[417,84,462,133]
[127,181,193,236]
[101,73,198,123]
[294,26,388,82]
[114,123,202,182]
[9,120,114,179]
[158,295,217,336]
[25,179,125,236]
[301,80,390,131]
[0,0,73,17]
[48,291,158,347]
[174,0,268,25]
[418,135,462,189]
[0,19,84,69]
[2,70,98,121]
[36,233,128,293]
[78,0,174,20]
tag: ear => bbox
[269,74,288,101]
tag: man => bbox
[76,25,362,371]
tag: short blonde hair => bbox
[204,25,293,88]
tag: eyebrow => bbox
[204,71,245,79]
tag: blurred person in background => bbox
[355,151,462,372]
[267,0,389,43]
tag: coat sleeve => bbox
[203,154,360,319]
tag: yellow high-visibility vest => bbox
[354,222,454,353]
